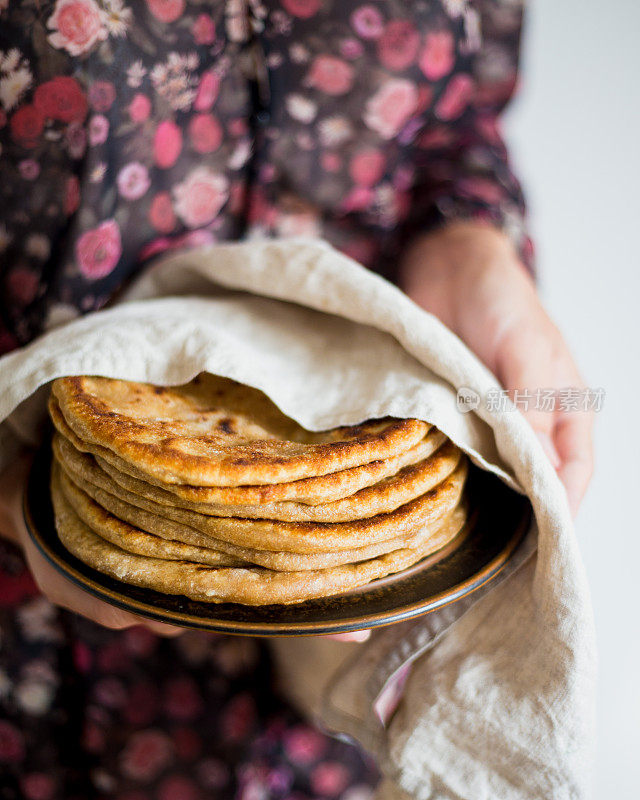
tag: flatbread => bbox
[54,463,244,567]
[53,432,468,553]
[55,447,468,571]
[50,394,446,506]
[51,470,469,606]
[51,375,430,486]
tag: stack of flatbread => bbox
[48,374,469,606]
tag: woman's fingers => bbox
[554,410,595,516]
[327,630,371,642]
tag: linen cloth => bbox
[0,239,596,800]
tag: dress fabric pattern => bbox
[0,2,530,797]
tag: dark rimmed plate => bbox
[24,440,531,636]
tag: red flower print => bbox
[88,80,116,112]
[220,692,256,742]
[64,175,81,215]
[20,773,56,800]
[128,93,151,123]
[349,148,386,187]
[194,70,220,112]
[435,73,474,119]
[6,268,39,306]
[0,720,25,762]
[192,13,216,45]
[18,159,40,180]
[34,77,88,123]
[75,220,122,279]
[377,20,420,72]
[119,729,173,781]
[173,167,229,228]
[154,120,183,168]
[149,192,176,233]
[162,676,203,720]
[189,114,222,153]
[281,0,322,18]
[157,775,200,800]
[310,761,351,796]
[307,55,354,96]
[145,0,185,24]
[47,0,107,56]
[123,681,160,726]
[351,6,384,40]
[172,726,202,761]
[10,105,45,148]
[419,31,455,81]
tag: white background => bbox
[506,1,639,796]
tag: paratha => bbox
[52,471,469,606]
[54,463,244,567]
[55,445,468,571]
[53,432,468,553]
[50,394,445,506]
[51,375,429,486]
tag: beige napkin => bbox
[0,239,596,800]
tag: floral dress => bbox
[0,1,530,797]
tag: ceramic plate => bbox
[24,441,531,635]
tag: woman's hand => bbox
[399,221,594,516]
[1,450,182,636]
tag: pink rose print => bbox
[364,78,418,139]
[148,192,176,233]
[20,773,56,800]
[75,220,122,279]
[117,162,151,200]
[0,720,25,762]
[283,724,327,764]
[88,80,116,112]
[18,159,40,180]
[349,148,385,187]
[145,0,185,24]
[192,13,216,45]
[128,93,151,123]
[9,105,44,148]
[64,175,81,215]
[435,73,474,119]
[321,152,342,172]
[47,0,108,56]
[34,76,88,123]
[194,70,220,111]
[458,177,504,205]
[189,114,222,153]
[311,761,351,796]
[340,38,364,60]
[173,167,229,228]
[419,31,455,81]
[119,729,173,781]
[307,55,354,96]
[350,6,384,40]
[157,775,199,800]
[281,0,322,18]
[377,20,420,72]
[88,114,109,145]
[341,185,374,213]
[154,119,183,168]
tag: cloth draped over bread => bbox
[0,239,596,800]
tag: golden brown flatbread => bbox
[53,432,468,553]
[55,463,244,567]
[55,446,468,571]
[50,394,446,506]
[51,375,430,486]
[51,469,469,606]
